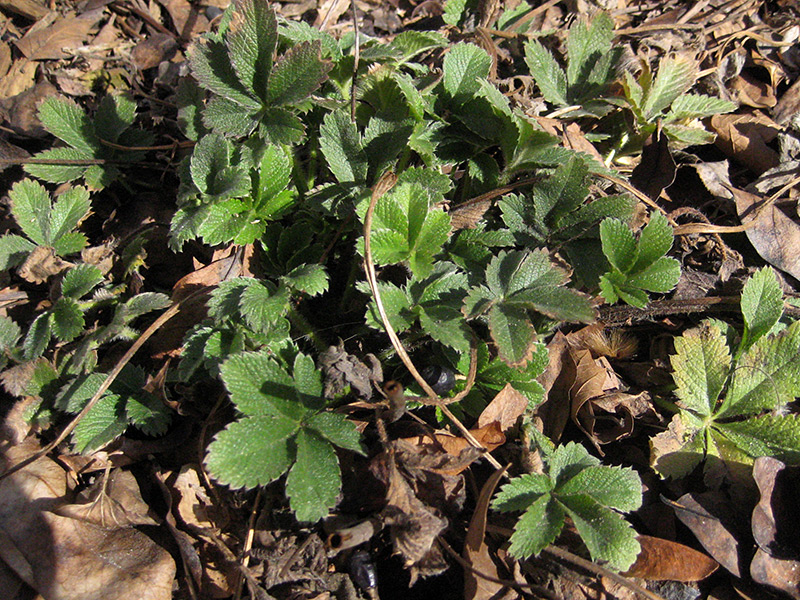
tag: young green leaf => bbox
[599,212,680,308]
[285,429,341,522]
[524,40,568,107]
[642,56,697,122]
[493,441,642,570]
[739,266,783,352]
[366,182,451,278]
[443,43,492,105]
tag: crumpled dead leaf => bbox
[318,341,383,400]
[0,439,175,600]
[371,447,449,585]
[18,245,73,284]
[14,9,103,60]
[710,112,781,175]
[750,456,800,599]
[477,383,527,432]
[733,183,800,281]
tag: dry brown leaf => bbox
[749,457,800,599]
[0,440,175,600]
[15,9,103,60]
[0,79,58,137]
[710,112,781,175]
[623,535,719,581]
[157,0,210,39]
[131,32,178,70]
[774,77,800,126]
[477,383,527,432]
[630,128,676,200]
[730,71,777,108]
[0,59,38,101]
[172,465,215,529]
[463,465,516,600]
[54,469,160,528]
[0,41,11,79]
[0,0,49,20]
[534,330,572,443]
[672,493,746,579]
[17,246,73,284]
[733,184,800,280]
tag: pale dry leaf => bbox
[710,112,780,175]
[14,9,103,60]
[733,184,800,280]
[17,246,73,284]
[477,383,528,432]
[0,440,175,600]
[464,465,516,600]
[0,59,38,101]
[623,535,719,582]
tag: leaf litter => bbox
[1,0,800,598]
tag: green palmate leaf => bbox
[283,264,329,296]
[565,12,614,88]
[719,321,800,419]
[205,414,298,488]
[226,0,277,101]
[22,147,91,184]
[631,211,674,273]
[0,316,21,352]
[71,394,127,453]
[599,212,680,307]
[558,494,641,571]
[719,414,800,463]
[94,95,136,144]
[508,496,564,558]
[666,94,737,121]
[202,97,260,137]
[267,40,331,106]
[419,305,473,352]
[524,40,568,107]
[50,186,91,244]
[0,234,35,270]
[123,292,171,318]
[285,429,340,522]
[548,441,600,484]
[368,182,451,278]
[493,473,552,512]
[189,38,261,110]
[61,263,103,299]
[51,298,84,342]
[642,56,697,121]
[257,143,292,200]
[319,110,367,185]
[740,267,783,350]
[23,312,52,360]
[36,97,97,153]
[189,134,249,199]
[443,43,492,105]
[670,323,731,416]
[240,282,291,333]
[292,352,323,402]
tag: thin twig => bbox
[362,172,503,471]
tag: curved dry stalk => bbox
[362,171,502,470]
[0,287,209,482]
[596,173,676,224]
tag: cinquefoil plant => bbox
[651,267,800,481]
[493,437,642,571]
